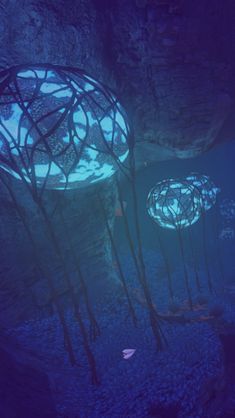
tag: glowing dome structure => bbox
[0,64,130,190]
[219,226,235,240]
[220,198,235,221]
[186,173,220,211]
[147,179,202,230]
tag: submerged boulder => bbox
[0,333,56,418]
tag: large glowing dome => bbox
[0,65,130,189]
[147,179,202,230]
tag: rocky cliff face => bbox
[1,0,235,161]
[0,0,234,325]
[95,0,235,162]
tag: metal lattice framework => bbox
[147,179,203,230]
[186,173,220,211]
[0,64,131,192]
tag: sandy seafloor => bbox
[6,247,235,418]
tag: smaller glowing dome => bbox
[147,179,202,230]
[219,226,234,240]
[220,198,235,221]
[186,173,220,211]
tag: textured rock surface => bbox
[0,0,235,162]
[0,174,118,327]
[99,0,235,162]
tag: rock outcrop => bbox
[0,333,56,418]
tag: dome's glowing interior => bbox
[147,179,202,229]
[0,66,130,190]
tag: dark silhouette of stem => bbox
[127,150,166,349]
[98,192,138,327]
[177,228,193,309]
[201,211,214,293]
[155,227,174,302]
[0,175,76,366]
[32,195,100,385]
[188,228,202,293]
[58,205,101,341]
[212,208,225,284]
[116,174,167,348]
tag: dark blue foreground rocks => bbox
[0,333,56,418]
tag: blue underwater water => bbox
[2,140,235,418]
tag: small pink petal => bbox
[122,349,134,354]
[123,353,132,359]
[122,349,136,359]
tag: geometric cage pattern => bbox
[0,64,130,191]
[147,179,203,230]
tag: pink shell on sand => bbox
[122,349,136,359]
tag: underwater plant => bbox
[186,226,202,294]
[147,178,203,308]
[97,192,138,327]
[99,169,166,350]
[0,64,133,384]
[0,63,166,382]
[186,173,221,294]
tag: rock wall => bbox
[0,0,235,161]
[0,174,117,327]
